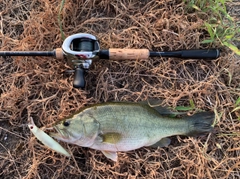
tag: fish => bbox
[49,102,215,161]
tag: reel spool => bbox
[62,33,100,88]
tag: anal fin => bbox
[150,137,171,148]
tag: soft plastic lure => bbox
[28,117,71,157]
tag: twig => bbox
[0,126,27,140]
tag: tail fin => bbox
[186,111,215,136]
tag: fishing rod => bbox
[0,33,220,88]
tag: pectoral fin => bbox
[101,132,122,144]
[150,137,171,148]
[102,151,118,162]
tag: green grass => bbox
[232,97,240,120]
[184,0,240,55]
[174,99,196,111]
[58,0,66,40]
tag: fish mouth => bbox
[49,126,70,141]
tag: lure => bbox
[28,117,71,157]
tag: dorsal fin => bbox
[140,99,186,117]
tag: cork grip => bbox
[109,48,149,60]
[55,48,64,60]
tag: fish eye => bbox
[62,121,70,127]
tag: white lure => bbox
[28,117,71,157]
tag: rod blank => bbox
[0,51,56,57]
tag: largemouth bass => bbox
[50,102,215,161]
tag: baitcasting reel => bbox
[62,33,100,88]
[0,33,220,89]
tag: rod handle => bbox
[73,67,85,89]
[109,48,149,60]
[180,49,220,59]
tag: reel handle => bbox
[73,67,85,89]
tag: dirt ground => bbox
[0,0,239,178]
